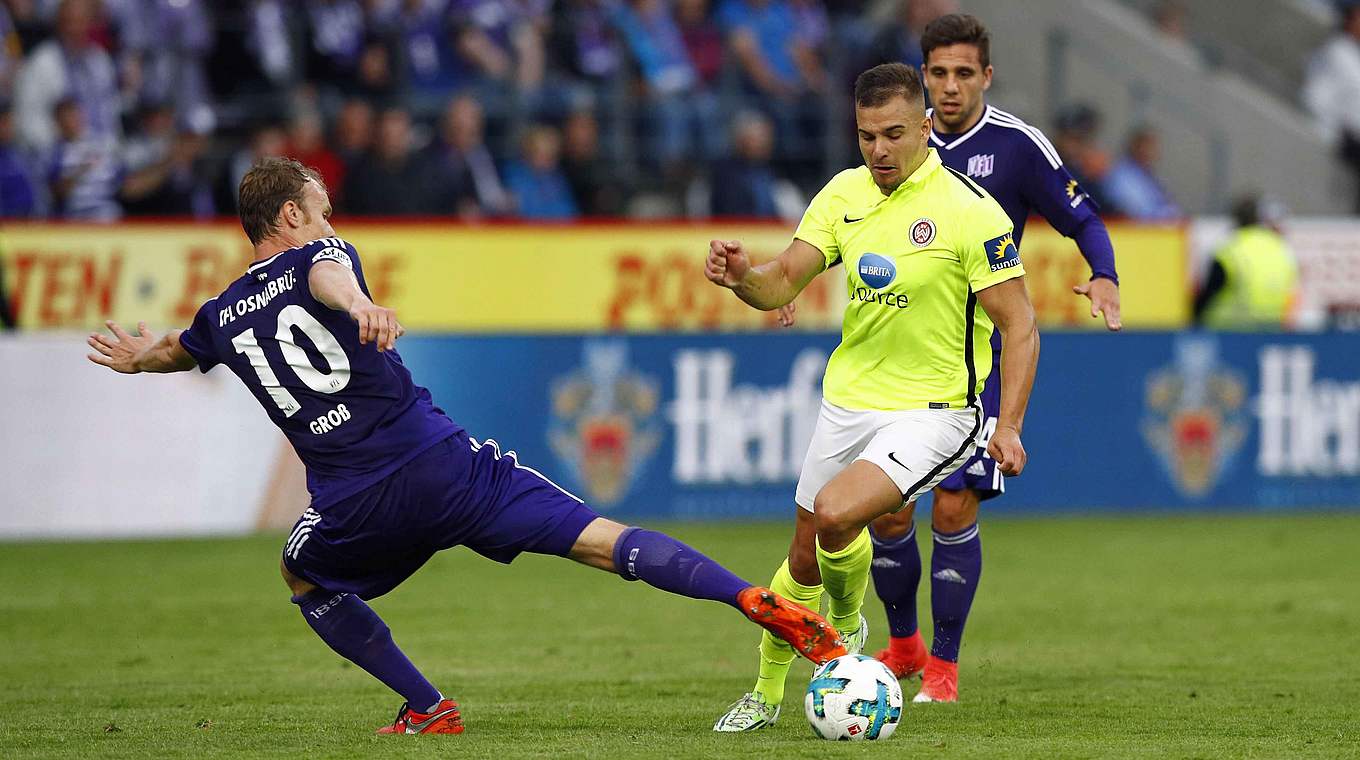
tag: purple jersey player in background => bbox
[776,14,1121,703]
[86,157,846,735]
[869,14,1120,703]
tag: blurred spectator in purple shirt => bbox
[304,0,368,92]
[15,0,121,154]
[450,0,549,92]
[0,102,38,217]
[144,0,214,113]
[390,0,467,105]
[249,0,297,88]
[553,0,623,96]
[105,0,213,117]
[47,97,122,221]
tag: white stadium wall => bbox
[0,335,308,539]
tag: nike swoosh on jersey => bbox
[887,452,912,471]
[843,215,865,223]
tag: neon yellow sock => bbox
[750,558,823,706]
[816,528,872,634]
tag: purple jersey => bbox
[178,237,461,509]
[928,105,1115,277]
[930,106,1118,499]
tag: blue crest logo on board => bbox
[857,253,896,290]
[548,340,661,509]
[1141,335,1247,498]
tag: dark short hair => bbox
[921,13,991,69]
[854,63,925,109]
[238,157,325,245]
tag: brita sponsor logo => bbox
[857,253,896,289]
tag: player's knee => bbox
[280,558,317,598]
[870,508,914,541]
[813,492,860,545]
[931,488,979,533]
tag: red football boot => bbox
[737,586,847,665]
[376,698,465,734]
[873,631,929,679]
[913,655,959,703]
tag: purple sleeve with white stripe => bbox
[1006,120,1119,283]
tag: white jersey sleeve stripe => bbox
[988,107,1060,156]
[987,109,1063,169]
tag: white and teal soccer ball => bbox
[804,654,903,741]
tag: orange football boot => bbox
[874,631,929,679]
[913,655,959,703]
[376,698,465,734]
[737,586,847,665]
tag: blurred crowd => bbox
[0,0,988,222]
[0,0,1195,223]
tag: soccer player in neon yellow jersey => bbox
[707,62,1039,731]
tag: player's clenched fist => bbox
[987,425,1027,476]
[705,239,751,289]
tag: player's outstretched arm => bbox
[87,320,196,374]
[704,238,825,311]
[309,261,404,352]
[976,278,1039,476]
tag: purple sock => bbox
[930,523,982,662]
[611,527,750,607]
[293,589,442,711]
[870,524,922,638]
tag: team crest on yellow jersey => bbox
[910,218,936,247]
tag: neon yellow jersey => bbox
[794,149,1024,411]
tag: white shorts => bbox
[794,399,981,513]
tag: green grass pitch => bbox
[2,514,1358,759]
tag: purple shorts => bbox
[281,431,599,600]
[938,363,1004,500]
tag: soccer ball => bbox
[804,654,903,741]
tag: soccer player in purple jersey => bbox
[867,14,1121,702]
[85,157,846,735]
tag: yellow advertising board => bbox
[0,220,1186,331]
[1018,223,1188,329]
